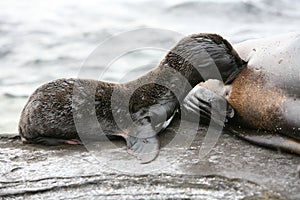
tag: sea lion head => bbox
[164,33,246,86]
[193,34,247,84]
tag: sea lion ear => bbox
[125,133,159,164]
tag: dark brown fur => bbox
[18,33,245,162]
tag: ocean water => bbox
[0,0,300,133]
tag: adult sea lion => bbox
[18,33,245,163]
[183,32,300,154]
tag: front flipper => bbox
[125,135,159,164]
[122,91,177,163]
[228,126,300,155]
[117,125,159,164]
[182,85,234,125]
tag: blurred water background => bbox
[0,0,299,133]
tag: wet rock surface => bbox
[0,118,299,199]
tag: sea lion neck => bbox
[125,33,245,102]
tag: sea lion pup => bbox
[183,32,300,155]
[18,33,245,163]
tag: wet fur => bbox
[18,33,245,163]
[19,33,244,142]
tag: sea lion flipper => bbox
[125,135,159,164]
[182,85,234,125]
[124,93,176,163]
[228,126,300,155]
